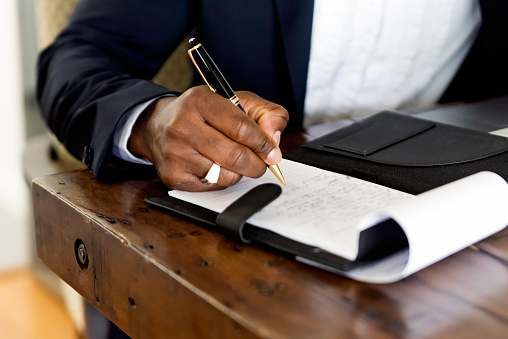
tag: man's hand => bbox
[129,86,289,191]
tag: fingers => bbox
[133,86,288,191]
[197,90,288,166]
[236,91,289,145]
[158,154,243,192]
[196,123,268,176]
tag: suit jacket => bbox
[37,0,508,179]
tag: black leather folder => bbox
[145,100,508,272]
[286,111,508,194]
[145,182,408,272]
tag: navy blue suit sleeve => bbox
[37,0,195,178]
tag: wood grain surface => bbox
[32,127,508,339]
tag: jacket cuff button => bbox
[82,146,94,167]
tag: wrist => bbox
[129,96,177,161]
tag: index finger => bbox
[194,90,282,165]
[237,91,289,143]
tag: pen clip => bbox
[188,44,218,93]
[188,41,240,107]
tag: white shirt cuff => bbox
[112,95,174,165]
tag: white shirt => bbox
[304,0,481,125]
[114,0,482,163]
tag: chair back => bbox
[35,0,192,91]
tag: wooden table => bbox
[32,118,508,339]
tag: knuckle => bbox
[183,86,204,101]
[180,87,207,117]
[251,166,267,179]
[159,171,177,188]
[221,171,242,187]
[205,134,219,149]
[173,178,194,191]
[266,104,289,126]
[157,154,194,190]
[252,137,272,156]
[232,115,253,142]
[165,174,196,191]
[275,104,290,120]
[231,116,274,156]
[158,163,178,187]
[164,117,199,148]
[278,112,290,127]
[225,145,249,170]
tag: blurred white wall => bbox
[0,0,31,272]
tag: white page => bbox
[348,171,508,283]
[168,160,508,283]
[169,159,412,260]
[490,127,508,138]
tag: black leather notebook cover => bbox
[145,106,508,272]
[286,111,508,194]
[145,183,408,272]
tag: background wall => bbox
[0,0,190,274]
[0,0,32,272]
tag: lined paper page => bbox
[169,159,412,260]
[490,127,508,138]
[347,171,508,283]
[168,160,508,283]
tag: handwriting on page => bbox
[169,159,413,252]
[249,165,412,242]
[168,159,508,282]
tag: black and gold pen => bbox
[188,37,286,186]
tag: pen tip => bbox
[268,164,286,186]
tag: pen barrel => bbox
[188,38,285,185]
[188,46,237,102]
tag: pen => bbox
[187,37,286,186]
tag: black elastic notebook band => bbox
[215,183,282,243]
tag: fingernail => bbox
[272,131,281,146]
[266,148,282,165]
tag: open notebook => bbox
[162,159,508,283]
